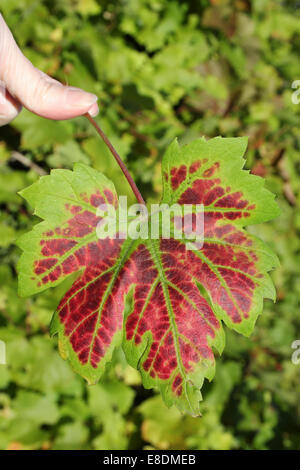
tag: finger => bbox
[0,79,22,126]
[0,14,99,120]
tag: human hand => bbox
[0,14,99,126]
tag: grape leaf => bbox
[17,137,280,416]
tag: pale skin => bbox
[0,14,99,126]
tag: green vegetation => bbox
[0,0,300,450]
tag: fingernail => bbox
[64,87,98,109]
[87,102,99,117]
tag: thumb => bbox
[0,14,99,122]
[0,79,22,126]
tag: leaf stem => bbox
[85,114,145,205]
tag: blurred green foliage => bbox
[0,0,300,450]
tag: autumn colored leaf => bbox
[17,137,279,416]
